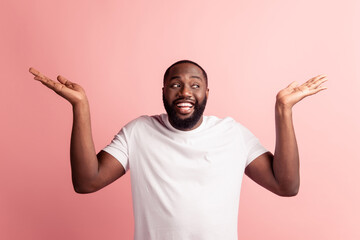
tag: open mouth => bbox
[175,102,194,114]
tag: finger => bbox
[32,73,52,84]
[29,67,53,84]
[312,77,328,89]
[29,68,78,99]
[29,67,48,79]
[287,81,299,88]
[32,72,62,92]
[308,74,327,84]
[57,75,69,85]
[314,74,327,80]
[58,75,78,91]
[308,86,327,95]
[306,75,327,89]
[33,76,42,81]
[29,67,41,76]
[39,76,61,91]
[302,75,326,89]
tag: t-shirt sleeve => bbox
[102,128,130,171]
[241,125,268,167]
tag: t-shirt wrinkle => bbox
[103,113,267,240]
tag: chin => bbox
[163,94,207,130]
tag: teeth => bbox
[177,103,193,107]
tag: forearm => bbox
[245,75,326,196]
[273,102,300,196]
[70,100,99,192]
[28,68,106,192]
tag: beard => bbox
[162,94,207,131]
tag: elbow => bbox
[279,188,299,197]
[73,187,93,194]
[72,181,98,194]
[277,183,300,197]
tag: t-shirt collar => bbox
[162,113,207,134]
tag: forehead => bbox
[167,63,204,79]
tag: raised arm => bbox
[29,68,125,193]
[245,75,327,196]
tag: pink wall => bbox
[1,0,359,239]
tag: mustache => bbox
[172,97,196,104]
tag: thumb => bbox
[57,75,70,85]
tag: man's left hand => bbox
[276,74,327,109]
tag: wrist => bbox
[275,101,293,116]
[72,98,89,111]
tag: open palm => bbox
[29,67,87,106]
[276,74,327,108]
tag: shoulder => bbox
[204,115,245,130]
[204,115,256,138]
[122,114,165,132]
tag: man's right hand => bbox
[29,67,87,106]
[29,67,125,193]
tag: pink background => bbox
[1,0,360,239]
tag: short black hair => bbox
[163,60,208,86]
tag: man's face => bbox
[162,63,209,131]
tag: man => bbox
[29,60,327,239]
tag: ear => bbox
[206,88,209,98]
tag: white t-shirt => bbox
[103,114,268,240]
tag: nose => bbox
[178,85,192,97]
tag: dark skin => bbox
[29,63,327,195]
[29,67,124,193]
[162,63,209,130]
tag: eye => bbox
[192,84,200,89]
[170,83,181,88]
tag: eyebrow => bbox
[169,76,203,81]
